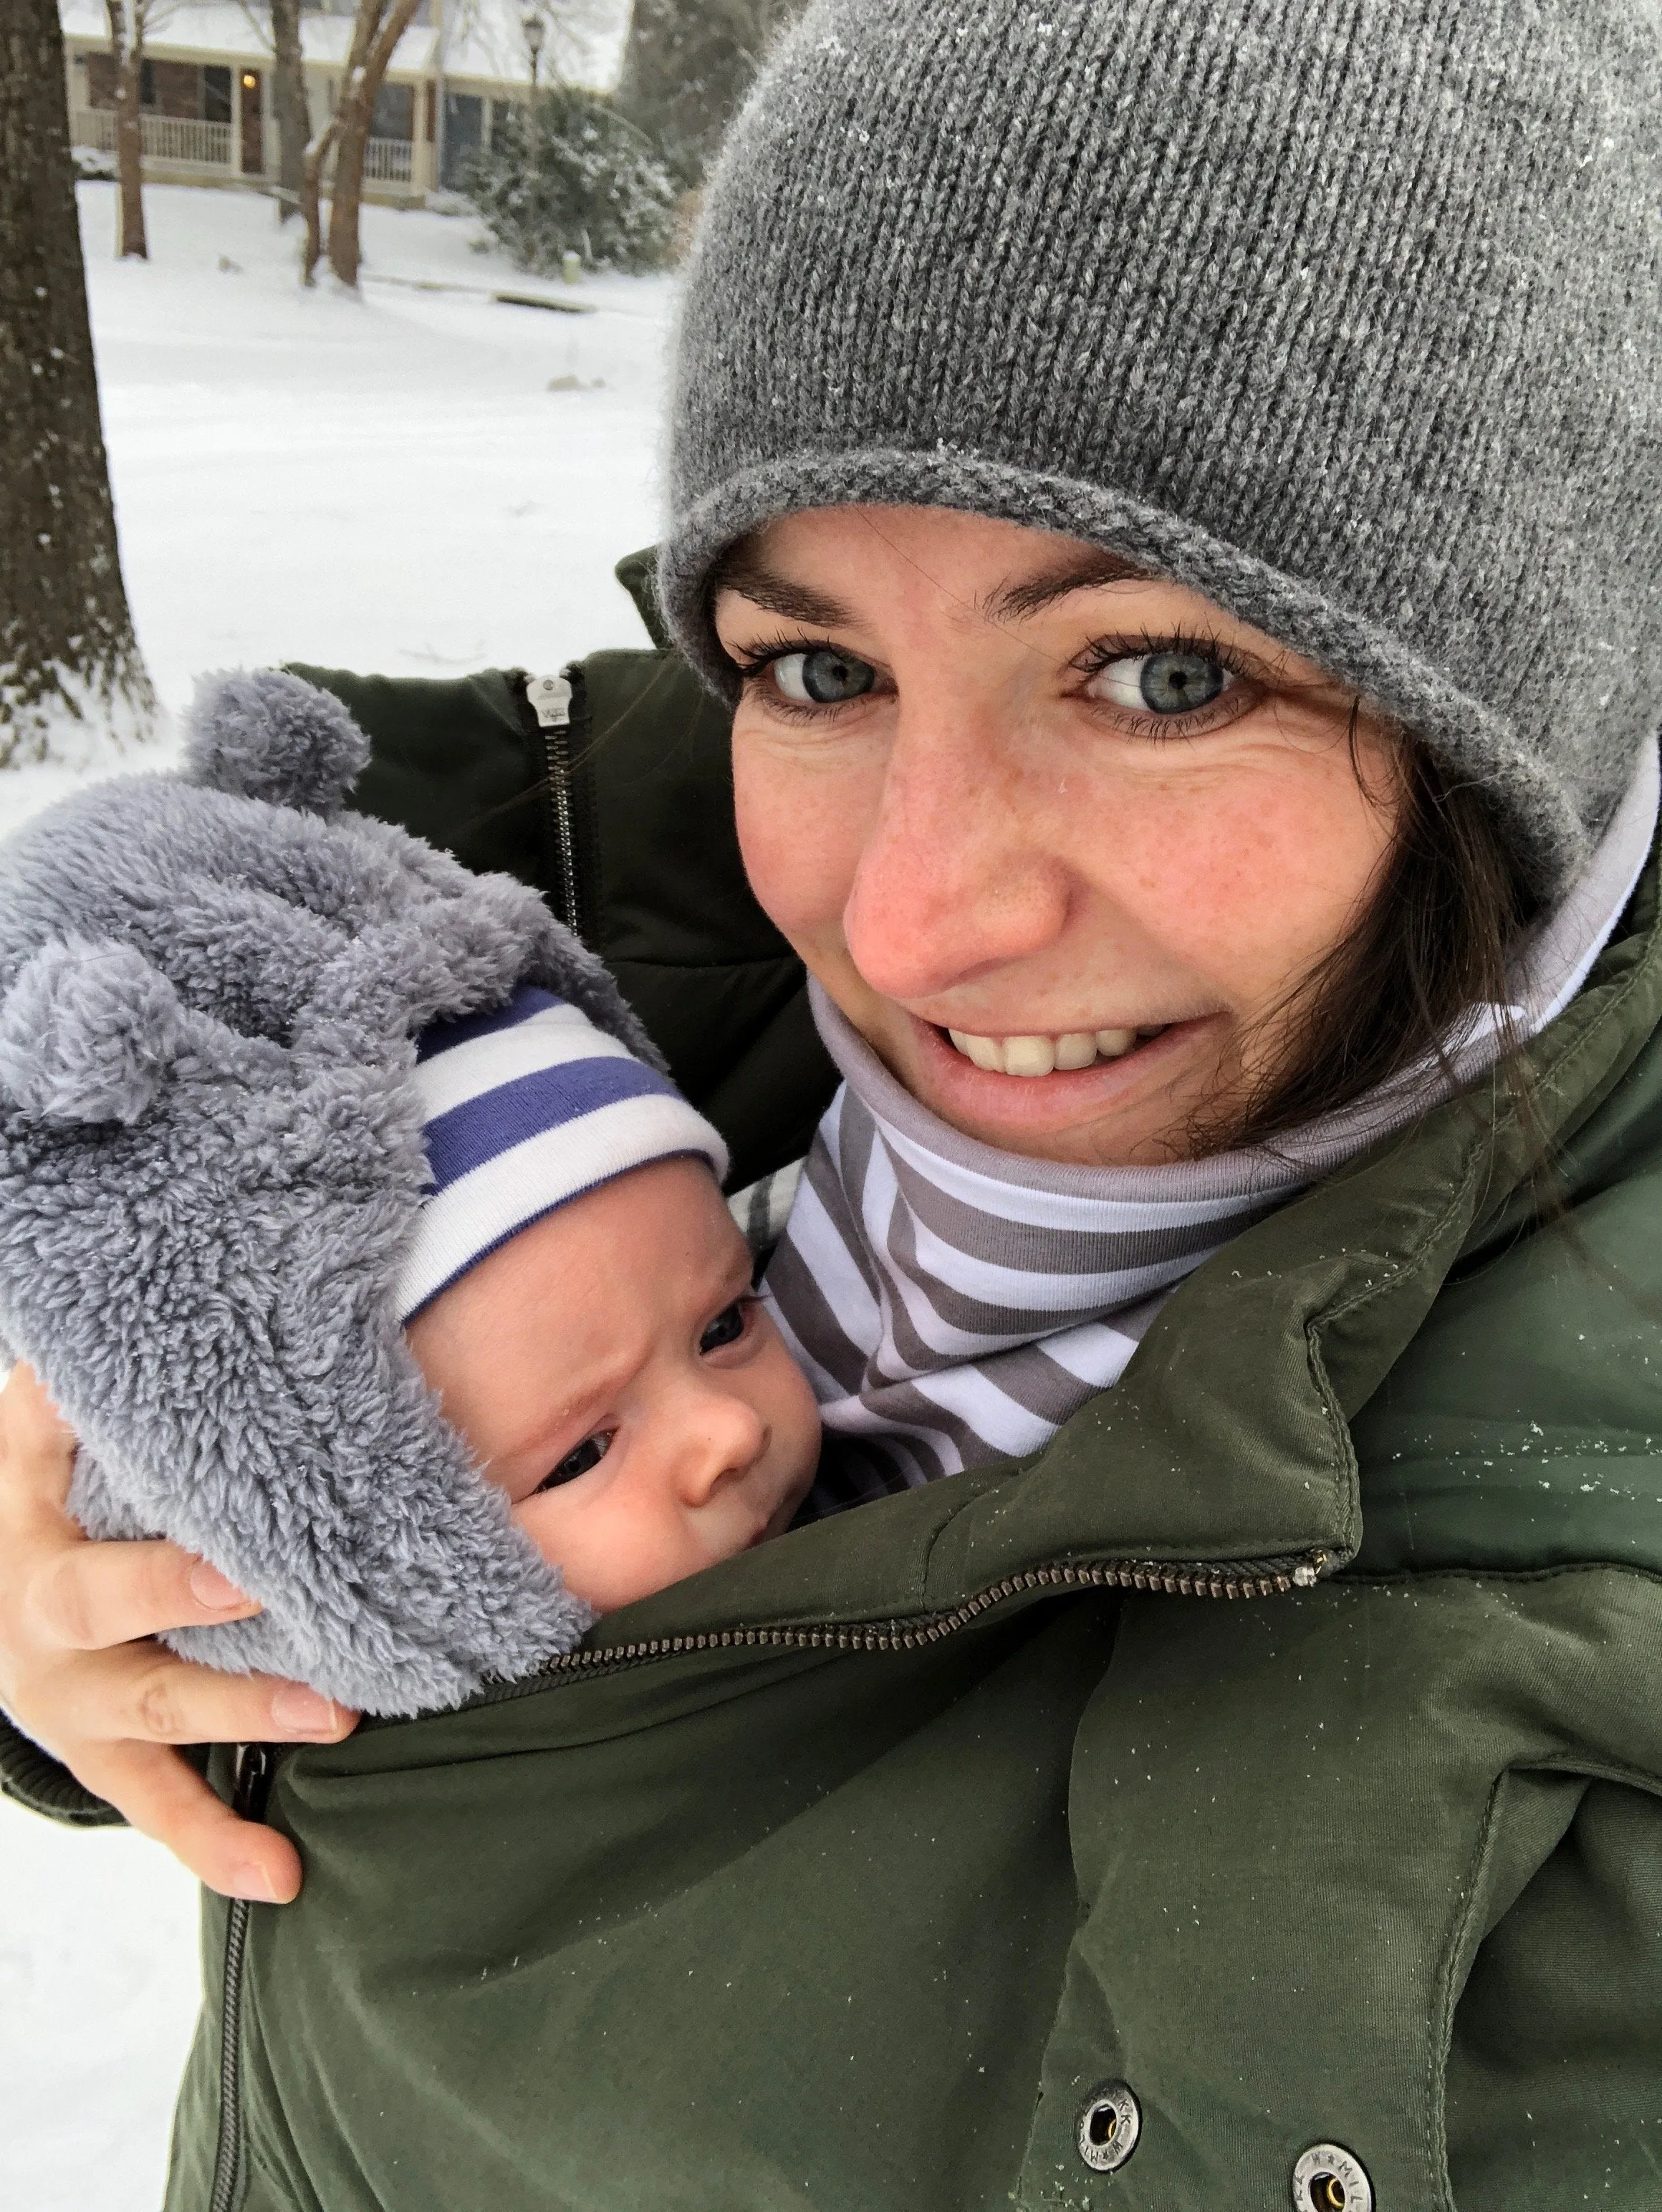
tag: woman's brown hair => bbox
[1208,736,1540,1155]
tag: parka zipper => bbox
[481,1548,1331,1701]
[208,1743,276,2212]
[522,670,582,937]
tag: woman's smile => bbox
[941,1021,1168,1076]
[901,1010,1224,1143]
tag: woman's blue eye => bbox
[772,648,876,706]
[1088,650,1230,716]
[699,1301,748,1354]
[538,1432,612,1491]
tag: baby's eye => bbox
[698,1300,749,1354]
[770,648,876,706]
[537,1432,613,1491]
[1085,650,1234,716]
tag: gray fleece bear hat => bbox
[0,673,720,1716]
[661,0,1662,896]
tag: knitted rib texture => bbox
[662,0,1662,893]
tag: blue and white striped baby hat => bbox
[395,984,729,1321]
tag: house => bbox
[59,1,628,206]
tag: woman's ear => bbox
[0,938,188,1125]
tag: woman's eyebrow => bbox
[712,547,1147,635]
[712,557,854,630]
[984,551,1148,622]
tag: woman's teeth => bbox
[945,1027,1160,1077]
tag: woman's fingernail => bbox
[188,1560,247,1609]
[232,1863,283,1904]
[270,1684,338,1733]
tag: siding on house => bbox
[57,0,628,206]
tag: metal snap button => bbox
[1292,2143,1373,2212]
[1076,2081,1141,2173]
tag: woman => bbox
[3,1,1660,2206]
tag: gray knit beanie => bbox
[661,0,1662,895]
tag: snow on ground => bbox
[1,1814,203,2212]
[0,178,676,2209]
[0,178,675,833]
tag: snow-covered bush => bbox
[466,90,677,276]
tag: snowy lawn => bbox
[0,178,676,2208]
[0,178,676,827]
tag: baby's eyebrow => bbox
[513,1245,756,1459]
[514,1362,630,1463]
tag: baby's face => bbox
[404,1158,820,1612]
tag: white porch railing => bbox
[143,112,234,166]
[362,135,414,184]
[72,105,115,153]
[72,110,421,191]
[72,107,234,168]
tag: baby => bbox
[397,984,819,1616]
[0,670,818,1718]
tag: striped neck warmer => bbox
[767,751,1659,1516]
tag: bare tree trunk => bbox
[1,0,158,765]
[297,0,418,289]
[325,78,373,289]
[325,0,421,290]
[270,0,307,222]
[106,0,147,259]
[300,111,343,284]
[302,0,371,287]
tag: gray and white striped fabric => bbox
[729,1157,805,1260]
[765,1013,1310,1511]
[766,751,1660,1516]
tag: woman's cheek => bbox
[731,726,873,954]
[1092,744,1398,1010]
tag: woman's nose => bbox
[840,703,1070,1004]
[671,1390,769,1508]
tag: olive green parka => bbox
[6,567,1662,2211]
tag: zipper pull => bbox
[231,1742,276,1822]
[527,673,572,729]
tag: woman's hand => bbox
[0,1364,357,1902]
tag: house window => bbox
[82,50,248,125]
[441,90,482,188]
[84,51,117,107]
[148,59,203,117]
[371,80,414,140]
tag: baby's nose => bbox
[675,1390,768,1504]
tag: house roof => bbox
[57,1,628,92]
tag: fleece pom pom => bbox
[0,939,187,1125]
[185,668,371,817]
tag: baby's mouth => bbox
[941,1025,1168,1078]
